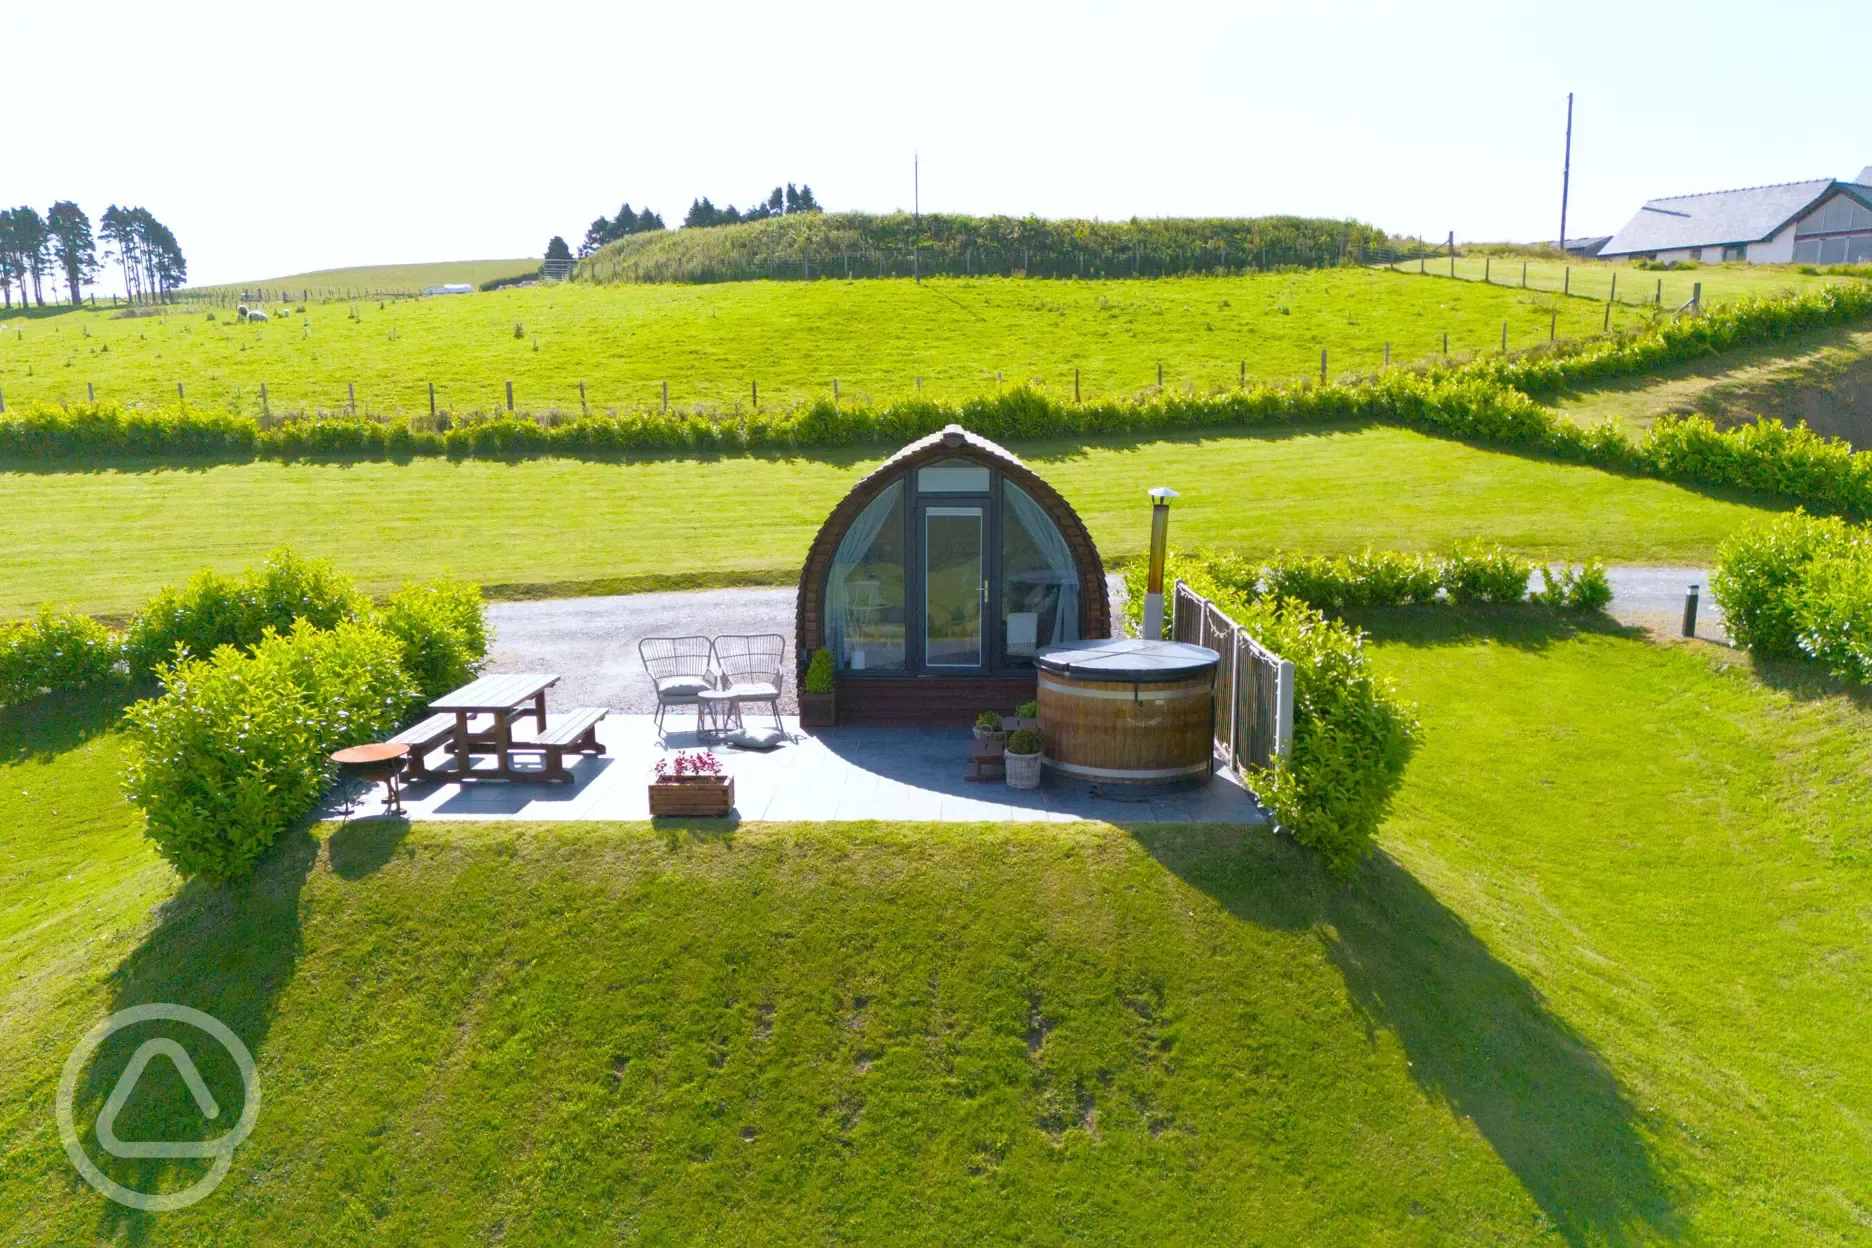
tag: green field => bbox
[0,427,1787,617]
[1,270,1702,418]
[184,259,540,298]
[1553,319,1872,449]
[6,613,1869,1242]
[1383,255,1846,310]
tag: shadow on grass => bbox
[326,815,411,879]
[1137,827,1679,1245]
[1341,604,1649,651]
[61,826,318,1245]
[1729,648,1872,712]
[0,681,146,763]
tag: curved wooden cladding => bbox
[1036,671,1215,788]
[794,428,1111,672]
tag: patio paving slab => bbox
[340,715,1269,825]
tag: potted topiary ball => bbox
[1004,727,1044,790]
[800,648,836,730]
[1006,699,1039,734]
[974,710,1004,742]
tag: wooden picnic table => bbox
[427,672,560,781]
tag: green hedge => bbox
[1125,557,1420,871]
[123,621,415,883]
[0,608,122,707]
[1172,544,1609,614]
[7,286,1872,517]
[378,577,491,703]
[124,548,372,677]
[1712,511,1872,680]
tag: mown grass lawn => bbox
[0,427,1788,616]
[1,268,1664,416]
[3,614,1869,1243]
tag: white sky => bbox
[12,0,1870,291]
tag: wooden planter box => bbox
[649,775,736,817]
[800,690,836,730]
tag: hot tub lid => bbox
[1035,638,1219,682]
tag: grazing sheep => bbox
[246,309,269,323]
[236,303,250,320]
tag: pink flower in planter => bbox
[653,749,725,780]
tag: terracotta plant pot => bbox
[649,775,736,817]
[1005,750,1044,790]
[800,690,836,730]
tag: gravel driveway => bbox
[483,567,1724,711]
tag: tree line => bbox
[0,202,186,309]
[550,183,823,264]
[683,183,819,229]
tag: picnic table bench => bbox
[420,673,562,782]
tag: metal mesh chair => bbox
[639,636,717,738]
[709,634,787,733]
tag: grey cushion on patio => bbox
[718,681,779,700]
[727,726,787,751]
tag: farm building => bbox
[1598,168,1872,265]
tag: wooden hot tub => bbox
[1034,638,1219,794]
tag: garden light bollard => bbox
[1141,486,1179,641]
[1683,585,1699,638]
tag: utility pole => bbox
[913,152,921,286]
[1558,91,1574,251]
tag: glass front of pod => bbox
[826,463,1081,675]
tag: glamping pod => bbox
[796,425,1111,725]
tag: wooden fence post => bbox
[1320,348,1327,382]
[1692,282,1702,314]
[833,378,839,401]
[505,380,513,412]
[177,382,184,406]
[1656,277,1662,305]
[1522,261,1527,288]
[1610,272,1618,303]
[580,379,588,416]
[1238,360,1245,387]
[1550,311,1557,342]
[1074,368,1080,402]
[1564,266,1570,295]
[1442,332,1448,356]
[1156,362,1162,389]
[429,381,436,416]
[260,382,267,416]
[662,381,668,412]
[1603,299,1612,332]
[349,382,357,415]
[1485,256,1491,284]
[1501,322,1508,352]
[752,380,757,407]
[1384,342,1390,368]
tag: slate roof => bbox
[1599,179,1835,256]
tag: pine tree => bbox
[46,201,98,306]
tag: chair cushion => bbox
[656,677,713,697]
[720,681,779,700]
